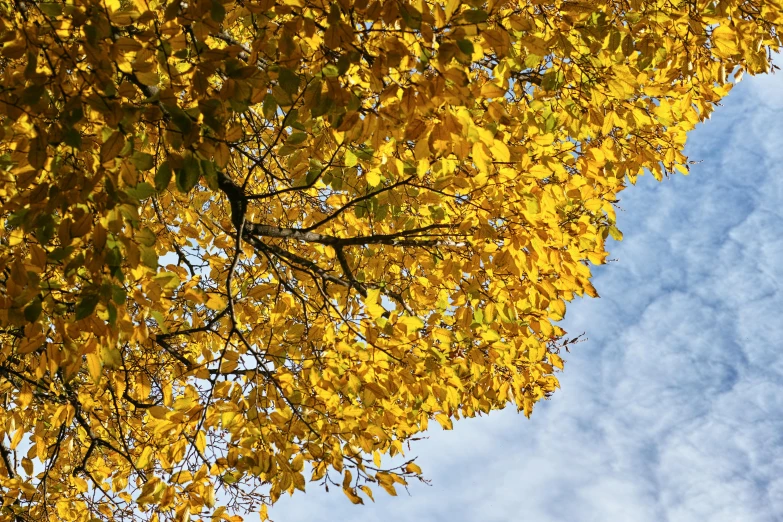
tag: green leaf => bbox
[163,103,193,134]
[463,9,488,23]
[137,228,157,247]
[126,182,155,201]
[262,94,277,120]
[7,208,30,229]
[63,127,82,148]
[106,246,122,267]
[102,346,122,369]
[305,168,320,186]
[150,309,166,329]
[39,3,63,16]
[286,132,308,146]
[75,294,100,321]
[154,272,181,291]
[155,162,173,191]
[130,152,155,171]
[48,246,74,261]
[21,85,45,105]
[140,246,158,269]
[457,39,474,56]
[311,94,332,118]
[278,68,300,95]
[277,145,297,157]
[112,285,127,305]
[321,64,340,78]
[201,159,219,190]
[24,298,42,323]
[222,472,239,485]
[210,0,225,22]
[64,253,85,277]
[176,155,201,193]
[229,99,249,114]
[107,303,117,325]
[399,3,422,29]
[542,70,566,91]
[283,108,300,126]
[354,147,375,161]
[608,30,622,51]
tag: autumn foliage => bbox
[0,0,780,519]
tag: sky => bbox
[265,69,783,521]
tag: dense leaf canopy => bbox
[0,0,780,519]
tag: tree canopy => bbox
[0,0,780,519]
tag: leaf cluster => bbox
[0,0,780,520]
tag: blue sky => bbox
[266,69,783,521]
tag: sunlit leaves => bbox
[0,0,780,519]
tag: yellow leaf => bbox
[148,406,168,419]
[366,302,386,319]
[86,352,103,383]
[380,481,398,496]
[445,0,461,20]
[480,82,507,98]
[8,229,24,246]
[549,299,566,320]
[205,293,227,311]
[434,413,453,430]
[137,446,154,468]
[491,139,510,162]
[195,431,206,453]
[366,168,381,186]
[343,487,364,504]
[21,457,33,476]
[136,70,160,86]
[528,164,551,179]
[405,462,422,474]
[712,25,738,57]
[398,315,424,334]
[10,428,24,449]
[72,476,89,493]
[360,485,374,502]
[100,346,122,369]
[113,37,142,54]
[18,384,33,409]
[608,226,623,241]
[528,342,545,362]
[588,148,605,166]
[472,141,491,172]
[204,484,216,508]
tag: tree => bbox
[0,0,780,519]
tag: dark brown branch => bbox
[152,336,195,371]
[335,247,367,297]
[0,443,15,478]
[244,222,447,247]
[246,236,352,289]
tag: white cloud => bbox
[266,73,783,522]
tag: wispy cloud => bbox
[268,72,783,521]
